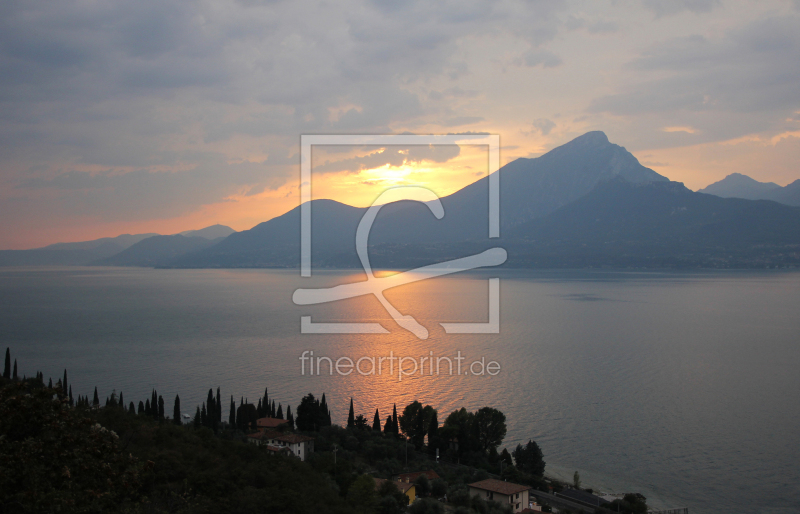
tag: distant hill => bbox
[92,234,223,267]
[505,178,800,268]
[766,179,800,206]
[0,224,236,267]
[698,173,780,200]
[171,131,669,268]
[0,233,158,266]
[179,225,236,239]
[699,173,800,206]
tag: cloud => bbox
[587,15,800,145]
[531,118,556,135]
[313,145,461,174]
[641,0,719,17]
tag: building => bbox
[374,478,416,504]
[247,430,315,461]
[468,479,530,513]
[256,417,289,430]
[394,470,440,484]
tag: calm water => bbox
[1,267,798,514]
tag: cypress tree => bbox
[173,395,181,425]
[68,386,74,406]
[392,404,399,437]
[193,406,201,428]
[257,398,262,418]
[276,403,283,419]
[373,409,381,431]
[384,415,392,434]
[12,360,18,380]
[105,397,109,407]
[48,378,53,388]
[145,399,152,416]
[286,405,294,429]
[127,402,133,414]
[93,387,99,407]
[264,387,269,414]
[271,400,276,418]
[3,348,9,379]
[229,396,236,427]
[158,395,165,421]
[63,369,68,396]
[138,400,145,415]
[152,390,158,420]
[347,398,355,428]
[201,402,207,426]
[216,387,222,423]
[206,389,215,427]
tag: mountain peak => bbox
[572,130,609,144]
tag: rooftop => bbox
[256,417,289,428]
[469,479,530,496]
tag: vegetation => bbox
[0,348,648,514]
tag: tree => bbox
[0,383,143,512]
[500,448,513,467]
[347,474,377,514]
[3,348,9,379]
[12,360,18,380]
[443,408,476,455]
[118,391,123,409]
[68,385,74,406]
[286,405,294,429]
[573,471,580,489]
[427,410,439,456]
[383,416,393,434]
[474,407,506,453]
[319,393,332,427]
[137,401,144,415]
[373,409,382,431]
[276,403,283,419]
[145,399,151,416]
[93,387,100,407]
[173,395,181,425]
[414,475,431,497]
[158,395,165,422]
[399,401,426,445]
[296,393,320,431]
[193,406,201,428]
[392,404,399,438]
[354,414,369,430]
[129,402,135,414]
[201,402,207,426]
[62,369,68,396]
[512,440,546,477]
[347,398,355,429]
[216,387,221,423]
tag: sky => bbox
[1,0,799,249]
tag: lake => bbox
[1,267,798,514]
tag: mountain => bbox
[698,173,781,200]
[766,179,800,207]
[179,225,236,239]
[505,178,800,268]
[699,173,800,206]
[0,233,158,266]
[171,131,668,268]
[92,234,224,267]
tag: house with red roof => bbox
[469,479,530,513]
